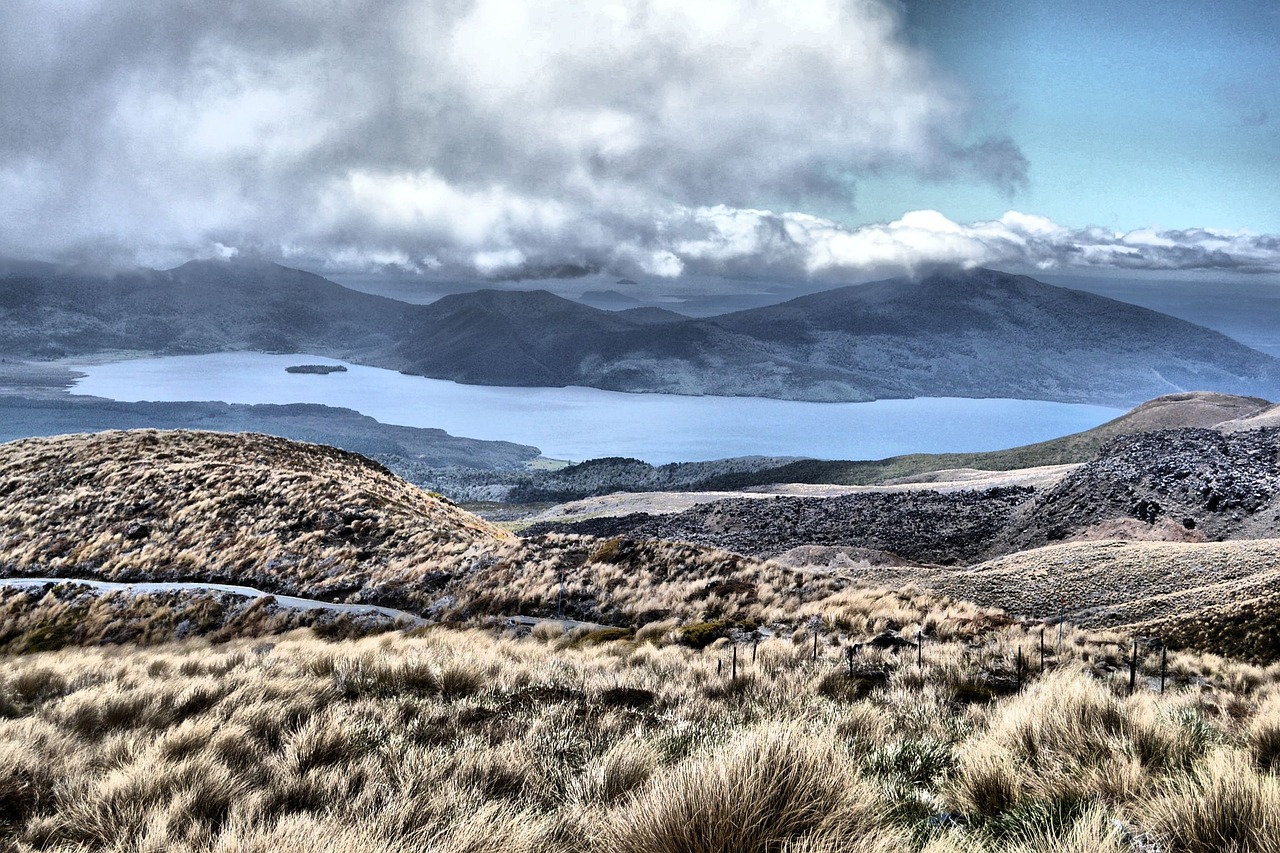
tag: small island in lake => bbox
[285,364,348,375]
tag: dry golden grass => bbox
[2,623,1280,852]
[7,429,1280,850]
[0,430,511,599]
[4,430,1277,666]
[860,539,1280,661]
[0,431,860,632]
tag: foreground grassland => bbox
[3,618,1280,853]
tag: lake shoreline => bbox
[67,352,1126,465]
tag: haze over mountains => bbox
[3,259,1278,406]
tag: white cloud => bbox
[0,0,1023,270]
[660,208,1280,277]
[2,0,1274,280]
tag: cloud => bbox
[0,0,1026,271]
[657,208,1280,278]
[4,1,1273,281]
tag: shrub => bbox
[569,627,634,647]
[863,738,955,786]
[1248,695,1280,772]
[679,620,732,649]
[949,749,1023,820]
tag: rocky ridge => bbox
[996,426,1280,552]
[529,426,1280,566]
[523,486,1037,565]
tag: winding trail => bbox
[0,577,606,633]
[1,577,427,626]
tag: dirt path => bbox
[1,576,428,624]
[1,577,607,633]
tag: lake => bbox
[68,353,1125,464]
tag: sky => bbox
[0,0,1277,285]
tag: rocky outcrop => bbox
[525,427,1280,566]
[997,427,1280,552]
[524,486,1036,565]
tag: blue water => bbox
[68,353,1125,464]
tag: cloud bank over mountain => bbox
[1,0,1276,280]
[661,209,1280,279]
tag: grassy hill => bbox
[0,431,824,629]
[858,539,1280,662]
[0,430,511,604]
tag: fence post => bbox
[1058,598,1065,651]
[1128,638,1138,696]
[917,632,923,669]
[1040,628,1046,673]
[812,629,818,663]
[752,638,758,664]
[1016,647,1024,690]
[1160,644,1168,695]
[732,644,738,681]
[846,646,854,678]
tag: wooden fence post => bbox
[846,646,854,678]
[1040,628,1046,673]
[732,644,738,681]
[1128,638,1138,696]
[1160,644,1168,695]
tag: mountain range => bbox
[2,259,1278,405]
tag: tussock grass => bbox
[0,430,511,606]
[601,724,891,853]
[1143,750,1280,853]
[2,626,1280,852]
[5,429,1280,850]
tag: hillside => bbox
[389,268,1280,404]
[0,431,811,627]
[856,539,1280,661]
[0,259,411,360]
[4,260,1279,405]
[0,431,511,606]
[530,424,1280,570]
[995,426,1280,553]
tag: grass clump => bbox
[1143,750,1280,853]
[601,725,894,853]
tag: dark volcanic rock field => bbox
[526,427,1280,566]
[996,426,1280,552]
[523,486,1037,565]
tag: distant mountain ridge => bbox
[2,260,1278,405]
